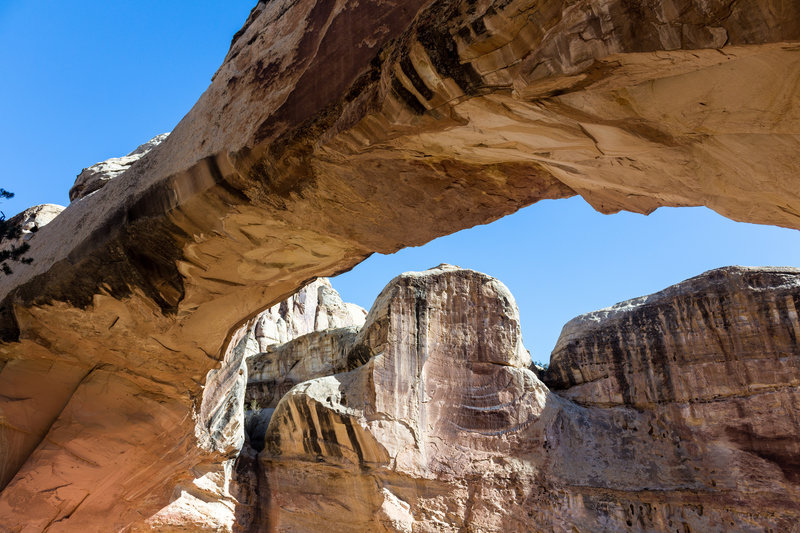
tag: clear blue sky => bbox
[2,2,799,362]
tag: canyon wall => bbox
[234,265,800,532]
[0,0,798,529]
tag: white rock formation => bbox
[251,278,367,351]
[0,204,64,248]
[69,133,170,201]
[0,204,64,274]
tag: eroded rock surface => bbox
[142,277,364,531]
[0,0,799,529]
[258,265,546,531]
[545,266,800,407]
[1,204,64,244]
[69,133,169,201]
[249,266,800,532]
[0,204,65,264]
[0,204,65,487]
[249,278,366,351]
[240,279,366,452]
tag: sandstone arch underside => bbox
[0,0,798,529]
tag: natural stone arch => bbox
[0,0,798,528]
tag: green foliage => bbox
[0,189,33,275]
[533,361,549,371]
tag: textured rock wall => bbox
[0,204,66,489]
[247,266,800,532]
[259,265,548,532]
[249,278,366,351]
[141,277,365,531]
[545,266,800,407]
[0,0,798,529]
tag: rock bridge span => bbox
[0,0,798,529]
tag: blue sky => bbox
[2,1,799,362]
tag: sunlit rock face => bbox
[1,204,64,247]
[141,278,365,531]
[258,265,549,532]
[69,133,170,201]
[0,204,65,276]
[546,266,800,408]
[249,278,366,351]
[0,0,799,529]
[246,266,800,532]
[540,267,800,532]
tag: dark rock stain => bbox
[296,401,323,456]
[342,416,365,465]
[391,76,427,115]
[399,54,433,101]
[417,24,483,95]
[346,344,372,371]
[727,425,800,483]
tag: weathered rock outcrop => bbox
[545,266,800,407]
[245,326,360,448]
[69,133,170,201]
[240,279,366,455]
[0,0,799,529]
[0,204,64,487]
[259,265,546,531]
[0,204,64,262]
[244,265,800,532]
[1,204,64,245]
[0,203,64,274]
[249,278,366,351]
[139,277,364,531]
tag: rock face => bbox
[538,266,800,532]
[0,0,799,529]
[2,204,64,242]
[242,266,800,532]
[258,265,547,532]
[240,279,366,453]
[0,204,64,486]
[545,266,800,408]
[68,133,169,201]
[141,277,365,532]
[0,204,64,265]
[249,278,366,351]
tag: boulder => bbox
[68,133,169,201]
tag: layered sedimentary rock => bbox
[245,326,360,448]
[140,277,364,531]
[252,265,800,532]
[258,265,547,531]
[545,266,800,407]
[0,0,799,529]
